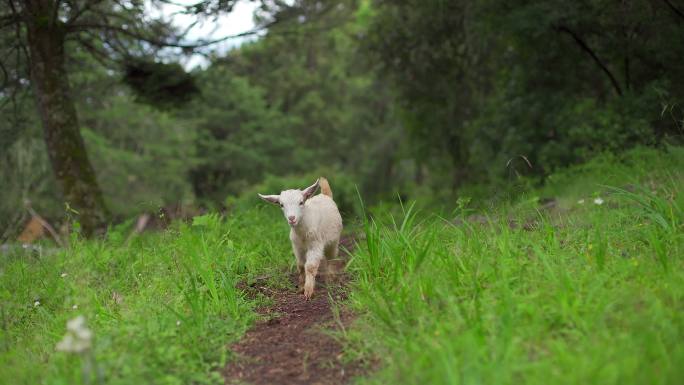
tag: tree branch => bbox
[25,201,67,248]
[6,0,30,69]
[556,25,623,96]
[65,0,106,25]
[72,34,120,68]
[0,13,20,29]
[51,0,62,27]
[68,21,274,50]
[662,0,684,22]
[0,43,20,91]
[0,57,14,112]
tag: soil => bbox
[223,236,365,385]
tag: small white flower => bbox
[56,334,75,352]
[577,199,585,204]
[593,197,604,205]
[66,315,86,332]
[60,273,68,278]
[33,300,40,307]
[176,320,181,326]
[57,315,93,353]
[72,304,78,310]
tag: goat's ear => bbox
[302,179,320,201]
[258,194,280,205]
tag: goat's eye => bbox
[299,201,304,206]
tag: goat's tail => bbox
[319,177,333,198]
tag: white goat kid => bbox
[258,177,343,300]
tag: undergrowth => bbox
[347,146,684,384]
[1,146,682,385]
[0,207,291,384]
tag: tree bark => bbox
[24,0,109,236]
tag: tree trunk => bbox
[25,1,109,236]
[447,132,468,191]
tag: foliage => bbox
[2,0,684,382]
[0,78,198,236]
[213,0,405,201]
[364,0,684,190]
[0,208,292,385]
[346,146,684,384]
[2,145,682,384]
[3,0,684,236]
[0,0,246,234]
[81,108,196,221]
[185,66,299,203]
[123,60,199,109]
[227,170,363,218]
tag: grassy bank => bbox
[0,208,291,384]
[347,146,684,384]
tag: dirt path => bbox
[223,236,364,385]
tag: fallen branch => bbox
[24,200,67,248]
[125,213,151,245]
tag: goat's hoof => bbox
[303,288,314,300]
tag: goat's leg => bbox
[292,243,306,293]
[322,239,340,282]
[304,247,323,300]
[325,238,340,260]
[297,264,305,293]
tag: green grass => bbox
[346,146,684,384]
[0,207,293,384]
[1,146,683,385]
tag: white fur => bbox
[259,179,343,299]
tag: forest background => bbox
[1,0,683,237]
